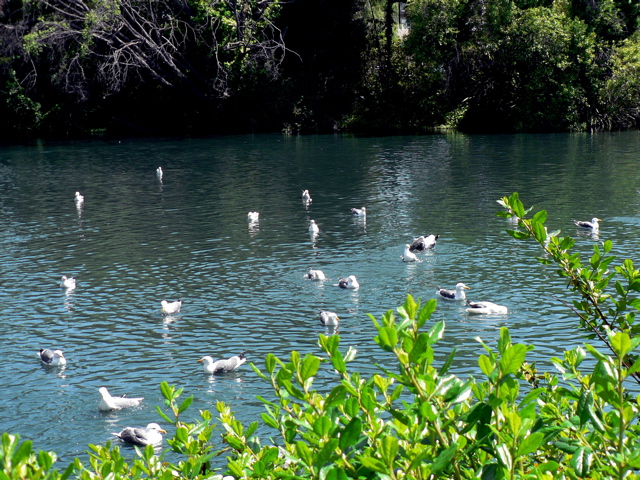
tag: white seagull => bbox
[38,348,66,366]
[161,299,182,315]
[112,423,167,446]
[350,207,366,216]
[98,387,144,411]
[319,310,340,326]
[247,211,259,222]
[409,234,439,252]
[401,244,419,262]
[156,167,163,179]
[436,283,470,300]
[302,190,312,203]
[74,191,84,204]
[305,268,326,280]
[60,276,76,289]
[309,220,319,234]
[337,275,359,289]
[198,350,248,374]
[465,300,508,315]
[573,217,601,231]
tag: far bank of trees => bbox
[1,0,640,139]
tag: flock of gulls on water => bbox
[39,172,605,447]
[36,167,251,448]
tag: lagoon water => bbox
[2,132,640,466]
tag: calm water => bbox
[2,132,640,465]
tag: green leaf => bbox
[379,436,399,466]
[358,456,388,473]
[495,443,512,470]
[339,417,362,450]
[261,412,279,429]
[571,447,593,477]
[155,406,174,425]
[428,320,445,344]
[417,299,437,329]
[301,354,321,380]
[265,353,276,374]
[295,441,313,467]
[325,385,347,408]
[516,432,544,457]
[499,344,527,375]
[430,442,458,476]
[324,465,349,480]
[313,416,333,437]
[409,333,430,364]
[438,347,457,375]
[506,229,531,240]
[610,331,632,357]
[376,327,398,351]
[479,354,495,377]
[178,395,194,414]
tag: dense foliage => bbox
[5,192,640,478]
[2,0,640,137]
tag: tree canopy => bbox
[1,0,640,138]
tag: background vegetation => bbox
[1,0,640,138]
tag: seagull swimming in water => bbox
[38,348,66,366]
[302,190,312,203]
[60,276,76,289]
[350,207,366,216]
[156,167,163,179]
[247,211,259,222]
[401,244,419,262]
[98,387,144,411]
[409,234,439,252]
[112,423,167,446]
[198,350,248,374]
[465,299,508,315]
[337,275,359,289]
[573,217,601,231]
[436,283,470,300]
[309,220,319,234]
[161,299,182,315]
[74,192,84,204]
[305,268,326,280]
[319,310,340,326]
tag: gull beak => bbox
[197,358,203,363]
[465,286,470,289]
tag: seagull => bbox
[436,283,470,300]
[309,220,319,234]
[60,276,76,289]
[247,211,259,222]
[302,190,312,203]
[156,167,163,179]
[465,299,508,315]
[112,423,166,446]
[319,310,339,326]
[409,234,440,252]
[337,275,359,289]
[573,218,601,231]
[74,192,84,204]
[401,244,419,262]
[350,207,366,216]
[305,268,326,280]
[161,299,182,315]
[38,348,66,366]
[198,351,248,374]
[98,387,144,411]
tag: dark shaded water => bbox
[2,132,640,465]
